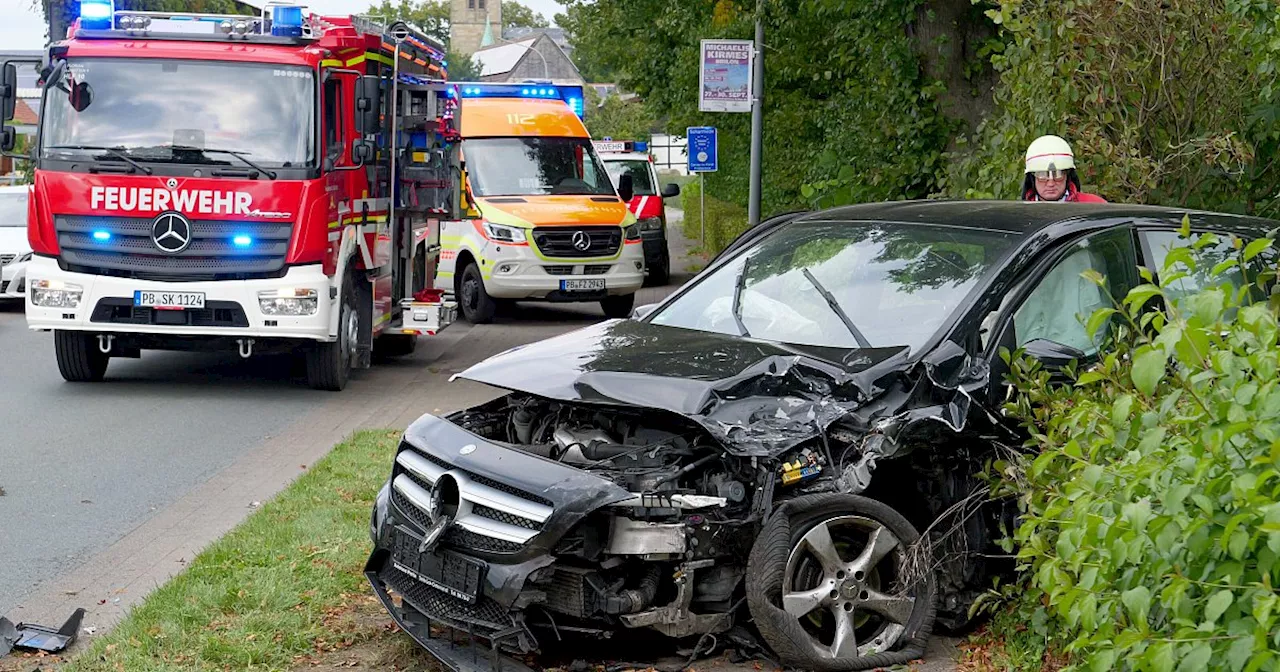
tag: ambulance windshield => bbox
[463,137,616,197]
[40,58,315,167]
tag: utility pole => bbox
[747,0,764,227]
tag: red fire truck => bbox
[0,1,462,390]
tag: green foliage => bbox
[998,231,1280,670]
[447,50,481,81]
[945,0,1280,215]
[501,1,548,30]
[679,177,749,253]
[561,0,957,232]
[583,87,659,142]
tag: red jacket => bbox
[1024,184,1107,203]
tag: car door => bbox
[980,226,1142,405]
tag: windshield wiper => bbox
[47,145,152,175]
[801,268,871,348]
[730,256,751,338]
[170,146,278,179]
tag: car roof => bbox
[798,199,1279,238]
[599,153,652,162]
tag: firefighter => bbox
[1022,135,1106,203]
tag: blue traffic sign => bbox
[687,126,718,173]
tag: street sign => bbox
[699,39,754,113]
[686,127,717,173]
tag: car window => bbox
[603,160,657,195]
[0,192,28,226]
[650,221,1017,352]
[1142,231,1258,306]
[1012,228,1137,356]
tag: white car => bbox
[0,185,31,300]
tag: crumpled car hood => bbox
[456,319,914,457]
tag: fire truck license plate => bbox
[561,279,606,291]
[134,291,206,310]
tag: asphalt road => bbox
[0,212,694,618]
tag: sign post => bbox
[686,126,718,249]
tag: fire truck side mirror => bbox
[1,127,14,153]
[0,64,16,122]
[351,140,374,165]
[353,76,381,135]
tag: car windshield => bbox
[650,220,1018,352]
[603,159,656,195]
[463,137,616,197]
[40,58,315,167]
[0,192,27,226]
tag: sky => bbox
[0,0,564,51]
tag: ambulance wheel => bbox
[459,263,496,324]
[306,273,356,391]
[374,333,417,360]
[601,293,636,319]
[54,331,109,382]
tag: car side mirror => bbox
[617,173,634,202]
[1022,338,1087,369]
[353,76,381,135]
[661,182,680,198]
[632,303,659,319]
[351,140,374,165]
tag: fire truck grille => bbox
[56,216,293,282]
[90,298,250,328]
[532,227,621,259]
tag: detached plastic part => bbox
[0,608,86,657]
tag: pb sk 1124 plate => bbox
[134,290,206,310]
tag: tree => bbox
[583,87,658,141]
[365,0,450,44]
[447,50,481,81]
[502,1,549,31]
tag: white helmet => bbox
[1025,135,1075,176]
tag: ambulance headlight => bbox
[482,222,526,245]
[638,216,663,232]
[258,288,318,316]
[624,224,642,242]
[31,279,83,308]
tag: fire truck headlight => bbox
[258,288,318,316]
[638,217,663,232]
[31,279,83,309]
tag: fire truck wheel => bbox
[459,262,496,324]
[601,293,636,319]
[54,331,110,382]
[306,272,357,391]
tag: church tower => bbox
[450,0,502,56]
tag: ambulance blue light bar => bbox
[455,82,587,118]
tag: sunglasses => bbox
[1033,170,1066,180]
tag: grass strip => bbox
[63,430,400,672]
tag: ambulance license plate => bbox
[561,279,605,292]
[134,290,206,310]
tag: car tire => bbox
[459,262,496,324]
[54,330,109,382]
[306,271,357,391]
[747,494,936,671]
[373,333,417,361]
[647,251,671,286]
[600,293,636,319]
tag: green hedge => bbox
[679,178,749,254]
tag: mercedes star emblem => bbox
[571,230,592,252]
[151,211,192,254]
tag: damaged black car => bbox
[367,201,1277,671]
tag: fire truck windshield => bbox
[463,137,616,197]
[40,58,316,168]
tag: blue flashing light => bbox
[633,141,649,152]
[92,230,111,242]
[80,0,113,29]
[232,235,253,247]
[271,5,304,37]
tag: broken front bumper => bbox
[366,414,633,663]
